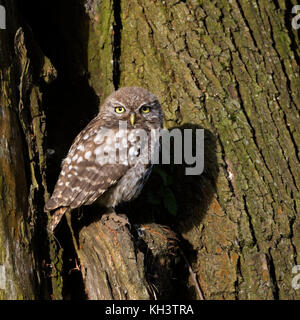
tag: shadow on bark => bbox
[126,125,219,232]
[123,125,219,299]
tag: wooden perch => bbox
[64,212,182,300]
[75,218,150,300]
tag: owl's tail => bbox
[48,207,68,233]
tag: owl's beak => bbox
[129,112,136,126]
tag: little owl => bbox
[44,87,163,232]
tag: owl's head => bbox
[99,87,163,130]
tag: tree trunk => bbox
[0,0,299,299]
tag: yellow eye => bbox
[140,105,151,113]
[115,106,126,114]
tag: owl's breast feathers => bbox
[44,123,157,212]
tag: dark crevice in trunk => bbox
[242,195,258,250]
[11,16,53,300]
[113,0,122,89]
[266,12,296,107]
[267,251,280,300]
[16,0,98,299]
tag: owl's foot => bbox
[101,212,130,230]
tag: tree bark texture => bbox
[0,0,299,299]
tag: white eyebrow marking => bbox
[138,100,155,109]
[110,98,126,107]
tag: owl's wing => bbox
[44,123,129,211]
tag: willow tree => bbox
[0,0,299,300]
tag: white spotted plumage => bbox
[44,87,163,231]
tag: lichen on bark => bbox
[115,0,300,299]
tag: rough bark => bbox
[0,1,41,299]
[114,0,300,300]
[0,0,299,300]
[75,220,150,300]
